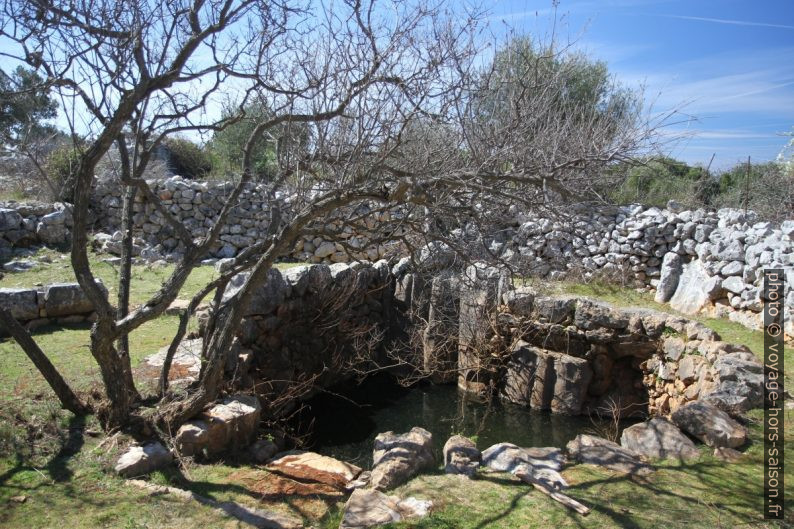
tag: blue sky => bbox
[480,0,794,168]
[2,0,791,170]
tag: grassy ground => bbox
[1,257,792,528]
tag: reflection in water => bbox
[297,374,638,468]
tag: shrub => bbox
[163,137,212,179]
[44,143,84,202]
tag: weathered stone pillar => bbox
[422,271,460,383]
[457,264,501,396]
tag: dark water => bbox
[297,374,636,468]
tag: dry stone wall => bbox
[0,280,105,334]
[2,177,791,334]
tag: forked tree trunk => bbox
[0,307,89,415]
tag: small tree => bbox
[0,0,662,432]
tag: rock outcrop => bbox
[339,488,432,529]
[443,435,480,477]
[115,442,172,477]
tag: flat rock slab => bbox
[340,488,432,529]
[566,434,653,475]
[481,443,565,473]
[620,418,700,461]
[115,442,172,477]
[140,338,202,384]
[229,468,345,499]
[266,451,362,489]
[671,400,748,448]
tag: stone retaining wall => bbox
[213,260,764,422]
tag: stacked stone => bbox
[0,280,105,334]
[502,203,793,336]
[0,202,71,259]
[94,175,401,263]
[491,286,764,419]
[95,175,274,259]
[221,260,394,410]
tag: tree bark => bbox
[116,138,140,402]
[0,307,89,415]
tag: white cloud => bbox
[659,15,794,31]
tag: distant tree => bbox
[209,100,310,180]
[607,156,718,207]
[463,35,650,204]
[713,160,793,221]
[0,66,58,147]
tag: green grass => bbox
[1,261,793,528]
[384,410,794,528]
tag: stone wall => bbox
[217,260,396,416]
[2,177,791,334]
[0,281,105,334]
[91,176,394,262]
[214,259,763,422]
[0,201,72,260]
[492,287,762,418]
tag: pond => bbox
[294,373,639,468]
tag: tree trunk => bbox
[116,138,140,402]
[0,307,89,415]
[90,320,133,427]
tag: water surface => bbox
[298,374,636,468]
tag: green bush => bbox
[163,137,212,179]
[44,144,84,202]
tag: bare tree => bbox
[0,0,661,431]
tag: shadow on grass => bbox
[451,451,785,529]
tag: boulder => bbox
[267,451,362,489]
[222,269,286,316]
[502,286,535,316]
[175,394,261,457]
[481,443,564,473]
[339,488,432,529]
[0,208,22,231]
[115,442,172,477]
[701,382,761,416]
[500,341,541,406]
[249,439,279,463]
[566,434,653,475]
[619,418,700,461]
[654,252,682,303]
[669,260,714,314]
[532,296,576,325]
[574,299,628,330]
[442,435,480,477]
[370,427,435,491]
[671,401,748,448]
